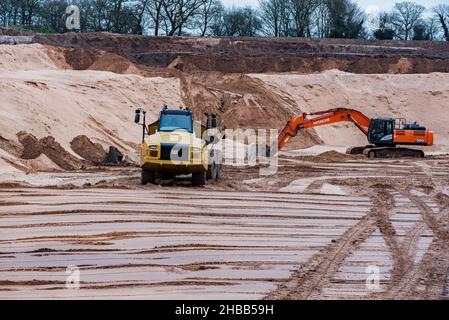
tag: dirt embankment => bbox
[34,33,449,74]
[0,132,122,173]
[43,42,323,149]
[179,72,323,149]
[17,132,84,170]
[70,135,107,164]
[1,36,449,175]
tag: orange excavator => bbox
[271,108,434,158]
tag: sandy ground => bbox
[1,42,449,300]
[1,153,449,299]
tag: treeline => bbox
[0,0,448,40]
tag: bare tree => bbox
[289,0,317,37]
[326,0,366,39]
[74,0,111,32]
[217,6,261,37]
[162,0,205,36]
[146,0,165,35]
[373,12,395,40]
[389,1,425,40]
[19,0,40,25]
[426,16,442,40]
[196,0,222,36]
[208,3,225,35]
[434,4,449,41]
[131,0,152,35]
[259,0,291,37]
[0,0,40,27]
[0,0,14,26]
[38,0,70,32]
[7,0,444,40]
[312,0,330,38]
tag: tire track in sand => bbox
[385,159,449,299]
[391,188,449,299]
[265,183,396,300]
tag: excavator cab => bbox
[368,118,395,146]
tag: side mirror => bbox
[134,109,141,124]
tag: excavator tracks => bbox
[347,146,425,159]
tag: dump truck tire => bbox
[192,172,206,186]
[141,169,155,185]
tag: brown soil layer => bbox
[0,135,23,157]
[17,132,84,170]
[70,135,107,164]
[33,33,449,74]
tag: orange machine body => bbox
[392,129,434,146]
[276,108,434,153]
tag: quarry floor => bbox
[1,154,449,300]
[1,38,449,300]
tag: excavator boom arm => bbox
[276,108,372,151]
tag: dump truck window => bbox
[159,114,193,133]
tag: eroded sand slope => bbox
[254,71,449,151]
[0,44,180,178]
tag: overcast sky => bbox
[221,0,444,13]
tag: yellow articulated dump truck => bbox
[134,105,223,186]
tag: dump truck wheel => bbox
[192,172,206,186]
[141,169,155,185]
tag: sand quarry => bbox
[1,35,449,299]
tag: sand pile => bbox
[62,48,98,70]
[316,150,349,160]
[290,150,356,162]
[24,154,63,172]
[0,135,22,157]
[17,132,42,159]
[254,70,449,152]
[39,136,84,170]
[0,44,58,71]
[88,51,141,74]
[71,135,107,163]
[17,132,84,170]
[0,44,180,158]
[180,72,322,149]
[46,46,141,75]
[0,43,176,178]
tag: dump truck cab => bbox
[135,106,223,186]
